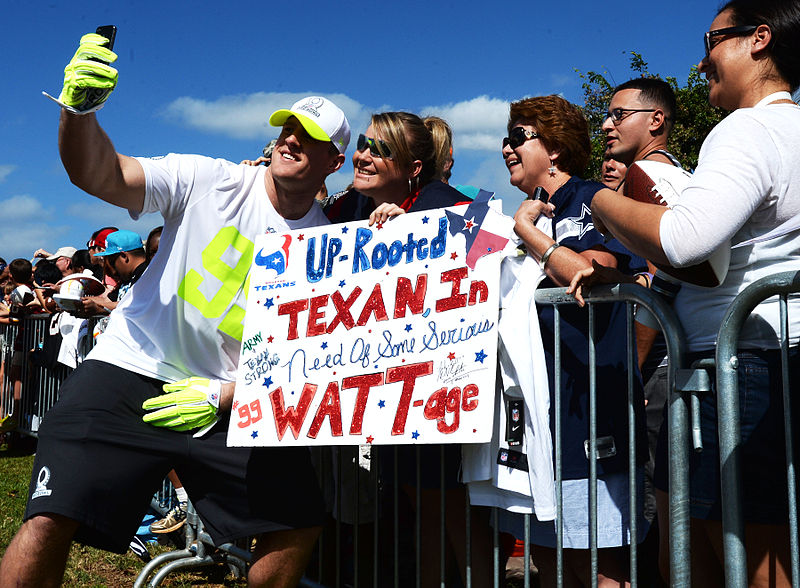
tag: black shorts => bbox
[25,360,325,553]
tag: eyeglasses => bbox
[604,108,657,125]
[502,127,540,150]
[356,134,392,158]
[704,25,757,59]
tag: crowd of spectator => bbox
[1,1,799,586]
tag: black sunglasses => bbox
[704,25,757,59]
[502,127,540,150]
[356,134,392,158]
[604,107,657,125]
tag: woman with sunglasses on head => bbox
[573,1,800,585]
[324,112,467,225]
[503,94,648,586]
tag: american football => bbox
[623,160,692,207]
[623,160,730,288]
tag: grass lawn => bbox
[0,434,246,587]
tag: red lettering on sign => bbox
[343,372,384,435]
[462,383,479,411]
[468,280,489,305]
[269,384,316,440]
[278,299,309,341]
[327,287,362,333]
[356,284,389,326]
[386,361,434,435]
[394,274,428,318]
[237,399,263,428]
[307,381,343,438]
[435,267,468,312]
[306,294,329,337]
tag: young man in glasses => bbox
[0,32,349,588]
[600,77,681,585]
[602,78,678,171]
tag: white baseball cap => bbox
[47,246,78,261]
[269,96,351,154]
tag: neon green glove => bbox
[43,32,118,114]
[142,377,221,436]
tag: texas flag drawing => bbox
[445,190,514,269]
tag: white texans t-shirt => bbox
[88,153,329,383]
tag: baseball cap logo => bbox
[297,97,324,118]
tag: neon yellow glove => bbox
[142,377,221,437]
[43,33,118,114]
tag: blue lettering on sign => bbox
[306,234,343,283]
[352,217,448,275]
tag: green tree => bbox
[577,52,726,180]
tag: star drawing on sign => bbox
[405,324,412,332]
[462,217,477,233]
[339,280,346,288]
[366,435,374,444]
[411,430,420,440]
[263,376,273,387]
[267,335,274,343]
[447,352,456,361]
[475,349,487,363]
[264,298,274,309]
[298,234,304,241]
[422,216,429,224]
[341,226,349,234]
[378,399,386,408]
[251,430,258,439]
[321,342,328,350]
[450,252,458,260]
[376,221,384,230]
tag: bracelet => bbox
[635,271,654,288]
[539,242,561,270]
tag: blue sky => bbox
[0,1,730,262]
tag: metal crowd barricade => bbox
[300,282,690,588]
[714,270,800,587]
[2,283,699,588]
[0,314,98,437]
[534,282,690,587]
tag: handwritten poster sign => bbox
[228,193,514,447]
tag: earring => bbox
[408,178,413,194]
[548,161,557,177]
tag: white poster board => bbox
[228,193,514,446]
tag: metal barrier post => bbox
[715,270,800,587]
[535,282,690,586]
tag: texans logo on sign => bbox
[255,235,292,275]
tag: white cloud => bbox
[161,92,372,142]
[0,224,71,262]
[0,165,16,183]
[421,96,510,152]
[0,194,54,222]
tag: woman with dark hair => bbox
[576,1,800,584]
[504,95,647,586]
